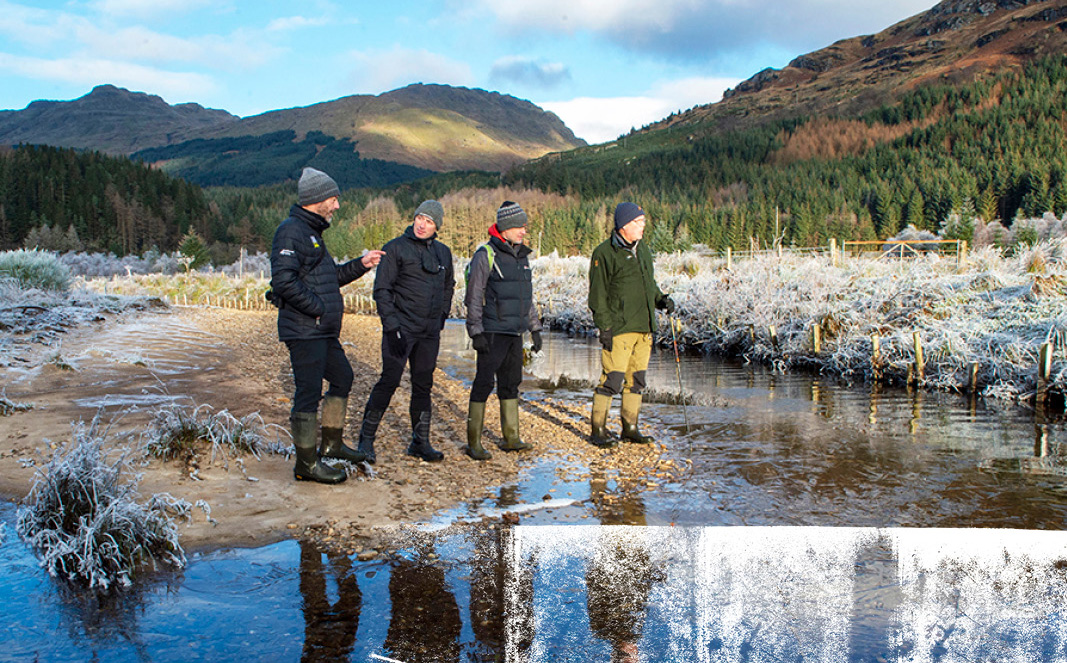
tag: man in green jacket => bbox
[587,202,674,448]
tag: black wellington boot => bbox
[357,408,384,465]
[407,410,444,462]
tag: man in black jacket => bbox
[463,201,543,460]
[270,167,384,484]
[357,200,455,464]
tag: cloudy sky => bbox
[0,0,937,144]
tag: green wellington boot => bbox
[620,393,654,444]
[590,392,618,448]
[318,395,366,463]
[291,412,346,484]
[465,401,492,460]
[499,399,532,451]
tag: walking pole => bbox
[668,313,690,433]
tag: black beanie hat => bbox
[614,202,645,231]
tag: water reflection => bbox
[299,540,360,663]
[7,328,1067,660]
[384,540,463,663]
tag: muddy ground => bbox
[0,305,679,556]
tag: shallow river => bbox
[4,323,1067,662]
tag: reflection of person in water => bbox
[586,470,660,662]
[384,542,463,663]
[298,540,361,663]
[468,492,536,658]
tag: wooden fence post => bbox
[830,238,838,268]
[812,323,822,354]
[913,332,924,383]
[1038,342,1054,402]
[726,246,732,271]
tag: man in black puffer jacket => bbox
[357,200,455,464]
[270,167,385,484]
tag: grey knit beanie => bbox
[298,167,340,206]
[414,200,444,228]
[496,200,527,232]
[614,202,645,231]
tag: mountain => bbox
[174,84,586,173]
[648,0,1067,135]
[0,83,585,185]
[0,85,237,154]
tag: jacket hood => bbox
[488,223,531,257]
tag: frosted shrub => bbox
[16,418,186,592]
[0,390,32,416]
[0,249,71,292]
[143,403,286,476]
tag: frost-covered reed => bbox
[142,403,288,479]
[530,239,1067,401]
[16,418,186,592]
[0,390,32,415]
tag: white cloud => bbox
[344,47,474,94]
[489,56,570,89]
[541,75,738,144]
[0,1,87,47]
[265,16,332,32]
[476,0,938,61]
[0,52,217,100]
[74,25,280,69]
[88,0,217,19]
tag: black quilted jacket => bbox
[270,205,370,341]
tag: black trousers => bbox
[365,333,440,415]
[285,338,353,415]
[470,333,523,403]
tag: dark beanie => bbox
[298,167,340,206]
[496,201,527,231]
[414,200,444,228]
[614,202,645,231]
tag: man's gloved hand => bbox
[657,295,676,313]
[530,331,543,353]
[385,328,406,356]
[472,333,491,353]
[599,328,613,352]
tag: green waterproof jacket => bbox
[588,232,665,335]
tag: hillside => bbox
[179,84,585,173]
[0,85,237,155]
[649,0,1067,135]
[0,83,585,184]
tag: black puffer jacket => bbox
[270,204,370,341]
[374,225,455,339]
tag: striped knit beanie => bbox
[496,201,527,231]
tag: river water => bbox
[3,324,1067,662]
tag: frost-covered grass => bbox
[142,403,288,480]
[0,390,32,415]
[0,249,71,292]
[15,418,186,592]
[531,239,1067,400]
